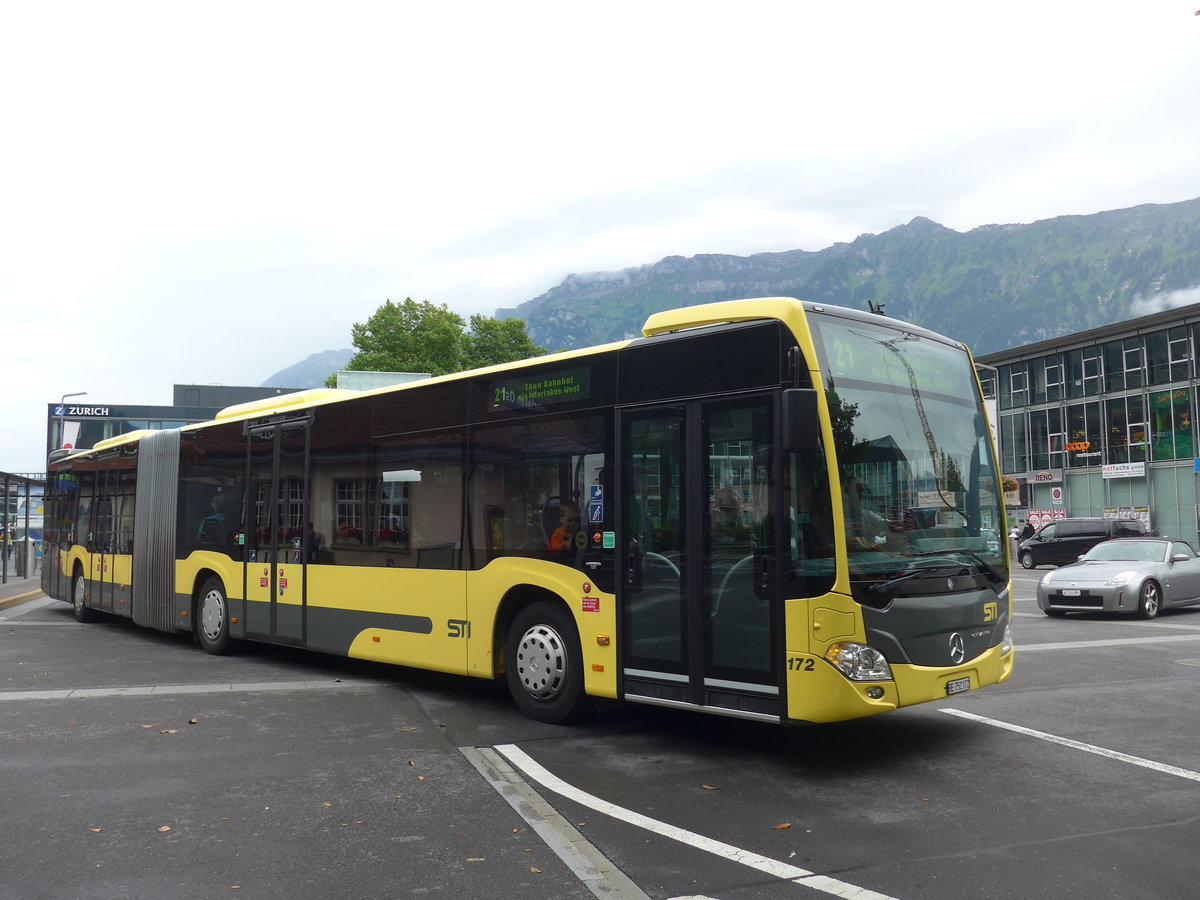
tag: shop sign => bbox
[54,405,111,417]
[1105,506,1150,526]
[1102,462,1145,479]
[1030,470,1062,484]
[1028,508,1066,528]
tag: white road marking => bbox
[0,679,390,701]
[463,746,651,900]
[494,743,899,900]
[1014,610,1200,631]
[1016,634,1200,651]
[941,709,1200,783]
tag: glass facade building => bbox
[45,384,302,461]
[977,304,1200,540]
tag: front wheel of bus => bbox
[197,577,231,654]
[506,601,593,725]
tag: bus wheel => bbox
[72,570,95,623]
[197,577,231,654]
[506,601,593,725]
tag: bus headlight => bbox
[824,642,893,681]
[1001,623,1014,655]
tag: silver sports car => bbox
[1036,538,1200,619]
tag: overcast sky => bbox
[2,2,1198,474]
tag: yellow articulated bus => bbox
[43,298,1013,725]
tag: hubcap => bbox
[514,623,566,701]
[201,590,225,641]
[73,577,84,611]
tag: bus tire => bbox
[72,569,96,623]
[505,601,593,725]
[196,576,231,655]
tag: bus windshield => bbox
[809,313,1005,583]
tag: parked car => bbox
[1017,517,1147,569]
[1036,538,1200,619]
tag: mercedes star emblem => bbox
[948,632,966,665]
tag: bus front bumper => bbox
[785,641,1015,725]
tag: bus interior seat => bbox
[540,497,560,543]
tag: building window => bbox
[1149,388,1194,461]
[1065,401,1102,468]
[1067,346,1101,397]
[1170,328,1191,381]
[1124,338,1144,389]
[1147,327,1191,385]
[978,369,997,400]
[1002,364,1028,409]
[1044,356,1065,402]
[1001,414,1028,475]
[1030,408,1064,471]
[1105,396,1148,465]
[1031,355,1062,404]
[1105,336,1144,391]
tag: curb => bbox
[0,590,45,612]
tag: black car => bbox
[1017,517,1147,569]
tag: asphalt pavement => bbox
[7,566,1200,899]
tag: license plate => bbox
[1061,589,1081,596]
[946,676,971,695]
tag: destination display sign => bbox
[489,367,591,413]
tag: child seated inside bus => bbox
[547,501,581,557]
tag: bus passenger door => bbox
[619,395,780,719]
[92,480,116,615]
[244,422,310,646]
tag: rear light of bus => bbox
[824,642,893,682]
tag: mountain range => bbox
[265,197,1200,387]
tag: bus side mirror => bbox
[783,389,819,452]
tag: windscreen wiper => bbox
[867,562,969,597]
[916,547,1007,587]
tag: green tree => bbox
[346,298,465,377]
[463,314,546,369]
[326,298,545,385]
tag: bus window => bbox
[471,413,611,584]
[365,431,465,569]
[786,445,836,594]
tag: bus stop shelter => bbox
[2,471,45,584]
